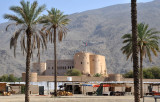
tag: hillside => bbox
[0,0,160,76]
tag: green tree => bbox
[143,68,154,79]
[121,23,160,98]
[147,66,160,79]
[123,66,160,79]
[4,1,46,102]
[123,71,133,78]
[0,74,21,82]
[8,74,17,82]
[66,69,82,76]
[0,74,8,82]
[131,0,140,101]
[40,8,70,96]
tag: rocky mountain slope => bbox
[1,0,160,76]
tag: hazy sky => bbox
[0,0,153,23]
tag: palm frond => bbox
[121,22,160,62]
[4,14,24,24]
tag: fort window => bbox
[81,62,82,64]
[52,67,53,69]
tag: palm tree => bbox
[121,23,160,98]
[4,1,46,102]
[131,0,140,102]
[40,8,70,96]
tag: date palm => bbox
[131,0,140,101]
[121,23,160,98]
[4,1,46,102]
[40,8,70,96]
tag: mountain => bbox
[1,0,160,76]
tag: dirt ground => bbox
[0,94,158,102]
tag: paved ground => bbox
[0,94,158,102]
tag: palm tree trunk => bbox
[54,27,57,97]
[25,28,32,102]
[131,0,140,102]
[140,48,143,98]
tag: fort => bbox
[22,51,112,82]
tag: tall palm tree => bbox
[121,23,160,98]
[40,8,70,96]
[4,1,46,102]
[131,0,140,102]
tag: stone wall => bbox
[37,75,108,82]
[30,85,39,94]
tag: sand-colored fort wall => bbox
[108,74,122,81]
[90,55,107,75]
[37,75,107,82]
[74,52,90,74]
[74,52,107,76]
[22,72,37,82]
[32,63,46,75]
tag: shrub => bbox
[93,73,102,77]
[66,69,82,76]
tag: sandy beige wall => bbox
[22,72,37,82]
[37,76,107,82]
[74,52,90,74]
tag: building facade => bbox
[45,60,74,76]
